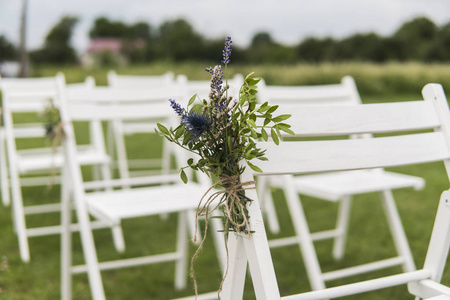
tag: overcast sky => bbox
[1,0,450,54]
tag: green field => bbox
[1,63,450,299]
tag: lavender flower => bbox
[222,36,232,64]
[169,98,187,117]
[184,112,212,138]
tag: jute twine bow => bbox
[47,122,65,190]
[191,173,255,300]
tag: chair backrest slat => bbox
[68,101,172,121]
[259,76,361,105]
[107,71,174,89]
[277,101,440,137]
[258,132,450,175]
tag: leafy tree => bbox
[251,32,275,47]
[129,22,152,40]
[393,17,438,60]
[0,35,17,62]
[30,16,79,64]
[425,22,450,61]
[89,17,130,39]
[157,19,204,61]
[296,37,335,62]
[329,33,388,62]
[247,32,296,64]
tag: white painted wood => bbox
[381,189,416,272]
[276,101,440,137]
[260,76,425,290]
[221,84,450,299]
[408,190,450,299]
[268,170,425,201]
[107,70,175,89]
[57,77,226,299]
[0,127,10,206]
[0,74,123,261]
[259,132,450,175]
[332,195,351,259]
[281,270,431,300]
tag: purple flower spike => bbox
[169,99,187,123]
[222,36,232,64]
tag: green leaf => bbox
[259,102,269,112]
[261,128,268,141]
[174,126,184,139]
[188,95,196,106]
[272,114,291,123]
[187,158,194,166]
[247,161,263,173]
[277,123,295,135]
[267,105,279,114]
[271,128,279,145]
[247,119,257,128]
[180,169,188,184]
[156,123,170,135]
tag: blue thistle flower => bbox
[184,112,212,138]
[222,37,232,64]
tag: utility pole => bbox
[18,0,29,77]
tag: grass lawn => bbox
[1,64,450,299]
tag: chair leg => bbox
[111,225,126,253]
[73,192,106,300]
[9,168,30,262]
[106,122,116,175]
[332,196,352,260]
[99,159,126,253]
[175,211,188,290]
[220,233,248,300]
[283,175,326,290]
[380,190,416,272]
[112,121,131,187]
[210,210,227,273]
[0,130,10,206]
[259,176,281,234]
[61,168,72,300]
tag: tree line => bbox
[1,15,449,65]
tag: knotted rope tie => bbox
[47,122,65,190]
[191,174,255,300]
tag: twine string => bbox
[47,122,65,190]
[191,174,255,300]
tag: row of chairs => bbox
[0,72,445,299]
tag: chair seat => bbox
[17,146,111,173]
[86,183,207,223]
[269,170,425,202]
[425,296,450,300]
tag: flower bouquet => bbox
[157,36,293,295]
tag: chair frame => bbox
[257,76,423,290]
[0,75,117,262]
[57,78,226,300]
[218,83,450,299]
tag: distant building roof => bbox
[87,38,122,53]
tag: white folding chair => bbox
[0,74,97,207]
[107,70,175,89]
[218,83,450,299]
[0,74,121,262]
[57,77,225,300]
[105,71,180,179]
[256,76,424,290]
